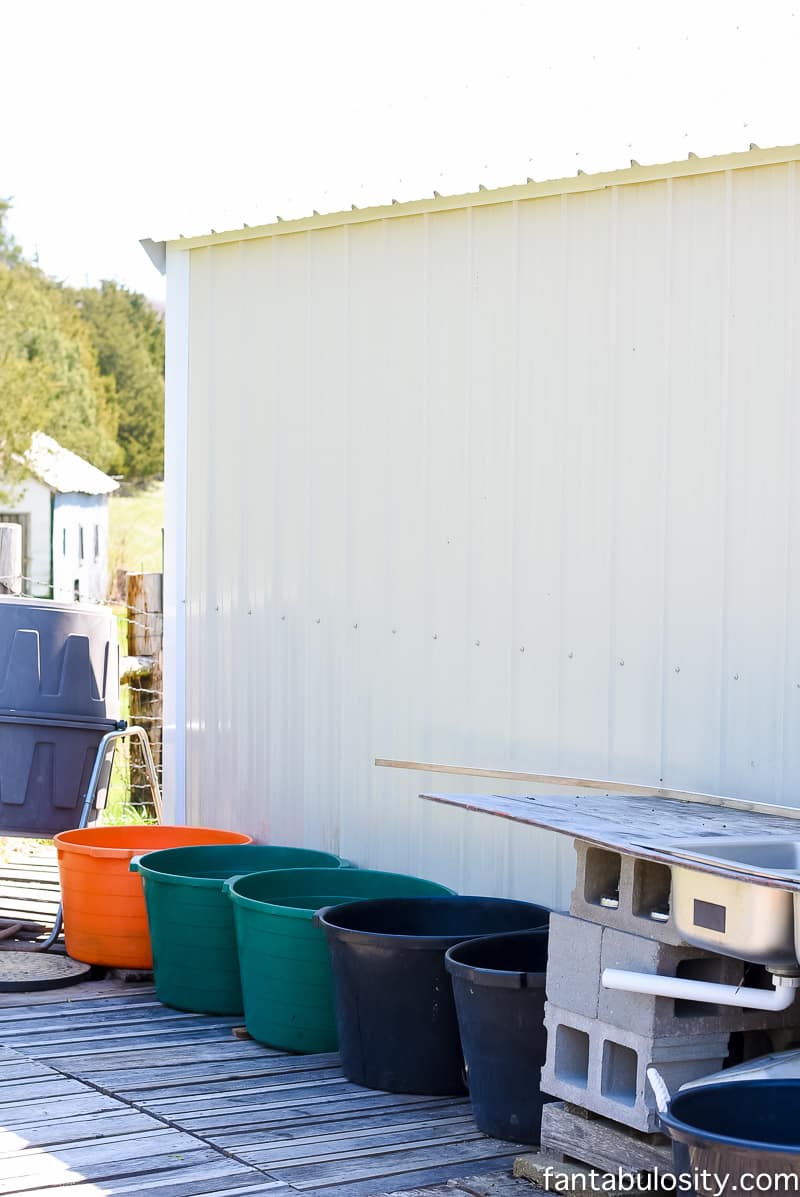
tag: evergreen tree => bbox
[0,201,121,493]
[72,281,165,479]
[0,201,165,487]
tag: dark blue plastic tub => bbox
[445,927,551,1144]
[660,1079,800,1192]
[318,895,551,1095]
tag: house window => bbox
[78,526,85,563]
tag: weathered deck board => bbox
[17,1024,244,1054]
[0,1112,181,1155]
[0,1040,283,1196]
[207,1103,473,1146]
[266,1138,521,1191]
[0,845,60,934]
[19,1037,277,1067]
[175,1095,463,1137]
[0,977,521,1197]
[0,1007,234,1035]
[0,1092,126,1128]
[12,1176,289,1197]
[0,984,158,1011]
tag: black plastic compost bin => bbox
[659,1079,800,1193]
[445,927,551,1144]
[0,597,121,836]
[316,895,550,1095]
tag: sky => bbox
[2,0,800,302]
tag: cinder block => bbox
[598,926,800,1037]
[540,1002,730,1133]
[545,912,604,1019]
[570,840,686,946]
[546,913,800,1038]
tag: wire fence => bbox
[111,587,163,824]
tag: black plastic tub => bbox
[660,1079,800,1192]
[317,895,550,1095]
[445,928,551,1144]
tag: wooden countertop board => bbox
[420,790,800,892]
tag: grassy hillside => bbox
[108,480,164,577]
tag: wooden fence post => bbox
[0,524,22,595]
[124,572,163,813]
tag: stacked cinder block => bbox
[540,841,800,1133]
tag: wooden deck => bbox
[0,976,532,1197]
[0,844,61,944]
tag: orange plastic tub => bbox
[55,825,252,968]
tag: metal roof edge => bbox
[155,143,800,254]
[140,237,167,274]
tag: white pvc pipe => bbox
[602,967,799,1012]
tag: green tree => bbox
[72,281,165,479]
[0,201,121,494]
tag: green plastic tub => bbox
[130,844,346,1015]
[225,867,455,1052]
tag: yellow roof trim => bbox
[165,143,800,253]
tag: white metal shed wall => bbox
[170,156,800,909]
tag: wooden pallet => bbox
[539,1103,672,1175]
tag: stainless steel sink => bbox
[664,837,800,878]
[660,837,800,972]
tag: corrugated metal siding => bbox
[182,161,800,909]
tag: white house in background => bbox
[0,433,119,602]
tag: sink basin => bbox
[662,838,800,972]
[664,837,800,878]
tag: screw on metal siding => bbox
[674,665,681,673]
[568,651,574,659]
[733,673,739,680]
[353,623,358,630]
[392,628,397,634]
[618,659,624,666]
[433,633,438,640]
[520,646,525,652]
[281,615,286,621]
[475,640,480,647]
[316,618,321,624]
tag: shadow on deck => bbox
[0,974,533,1197]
